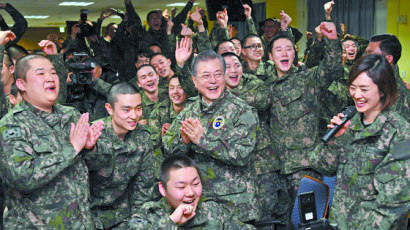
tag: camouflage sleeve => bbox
[91,78,112,95]
[148,103,164,150]
[314,37,343,88]
[193,107,259,167]
[230,73,271,112]
[303,37,313,57]
[162,110,191,157]
[48,54,68,104]
[128,213,179,230]
[0,118,79,193]
[196,31,212,53]
[130,134,157,214]
[209,24,229,50]
[302,141,341,176]
[246,17,258,35]
[4,3,28,44]
[167,34,177,55]
[304,39,324,68]
[367,129,410,229]
[176,64,198,98]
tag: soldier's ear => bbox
[158,182,167,197]
[105,103,113,115]
[9,64,14,74]
[15,78,26,92]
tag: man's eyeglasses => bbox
[243,44,263,51]
[197,72,224,81]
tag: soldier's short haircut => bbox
[348,54,398,111]
[221,52,242,62]
[135,48,154,61]
[107,82,140,106]
[241,34,261,48]
[150,53,168,63]
[268,33,294,54]
[191,50,226,78]
[369,34,402,65]
[160,155,201,190]
[215,39,234,53]
[136,64,157,81]
[14,54,50,80]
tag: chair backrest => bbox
[291,175,330,228]
[322,175,337,207]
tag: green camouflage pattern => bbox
[0,100,94,229]
[162,89,260,222]
[308,109,410,229]
[268,37,343,175]
[84,116,156,229]
[127,197,256,229]
[140,89,169,122]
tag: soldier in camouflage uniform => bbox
[150,53,176,91]
[135,64,169,124]
[305,55,410,229]
[84,82,156,229]
[149,76,187,150]
[365,34,410,122]
[0,54,104,229]
[163,50,260,223]
[267,19,342,201]
[127,155,255,229]
[221,52,290,226]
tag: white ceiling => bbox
[1,0,264,28]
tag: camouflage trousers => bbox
[255,171,291,230]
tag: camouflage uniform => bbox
[140,89,169,122]
[127,197,256,229]
[392,64,410,122]
[149,99,180,150]
[0,100,94,229]
[229,73,289,224]
[162,89,260,222]
[84,116,156,229]
[268,37,342,197]
[308,109,410,229]
[317,65,354,136]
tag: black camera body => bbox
[66,53,95,105]
[79,9,94,37]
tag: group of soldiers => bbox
[0,0,409,229]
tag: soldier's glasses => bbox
[243,44,263,51]
[198,71,224,81]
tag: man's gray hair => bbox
[191,50,226,77]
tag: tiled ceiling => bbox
[1,0,264,28]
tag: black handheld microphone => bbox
[321,106,357,143]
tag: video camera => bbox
[66,53,95,109]
[79,9,94,36]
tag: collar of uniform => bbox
[348,109,393,141]
[21,99,63,128]
[199,88,229,112]
[102,115,134,145]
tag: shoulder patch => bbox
[1,126,22,141]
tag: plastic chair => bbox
[322,175,337,207]
[291,175,330,228]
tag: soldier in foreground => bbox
[128,155,255,229]
[84,82,156,229]
[163,50,260,224]
[0,54,104,228]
